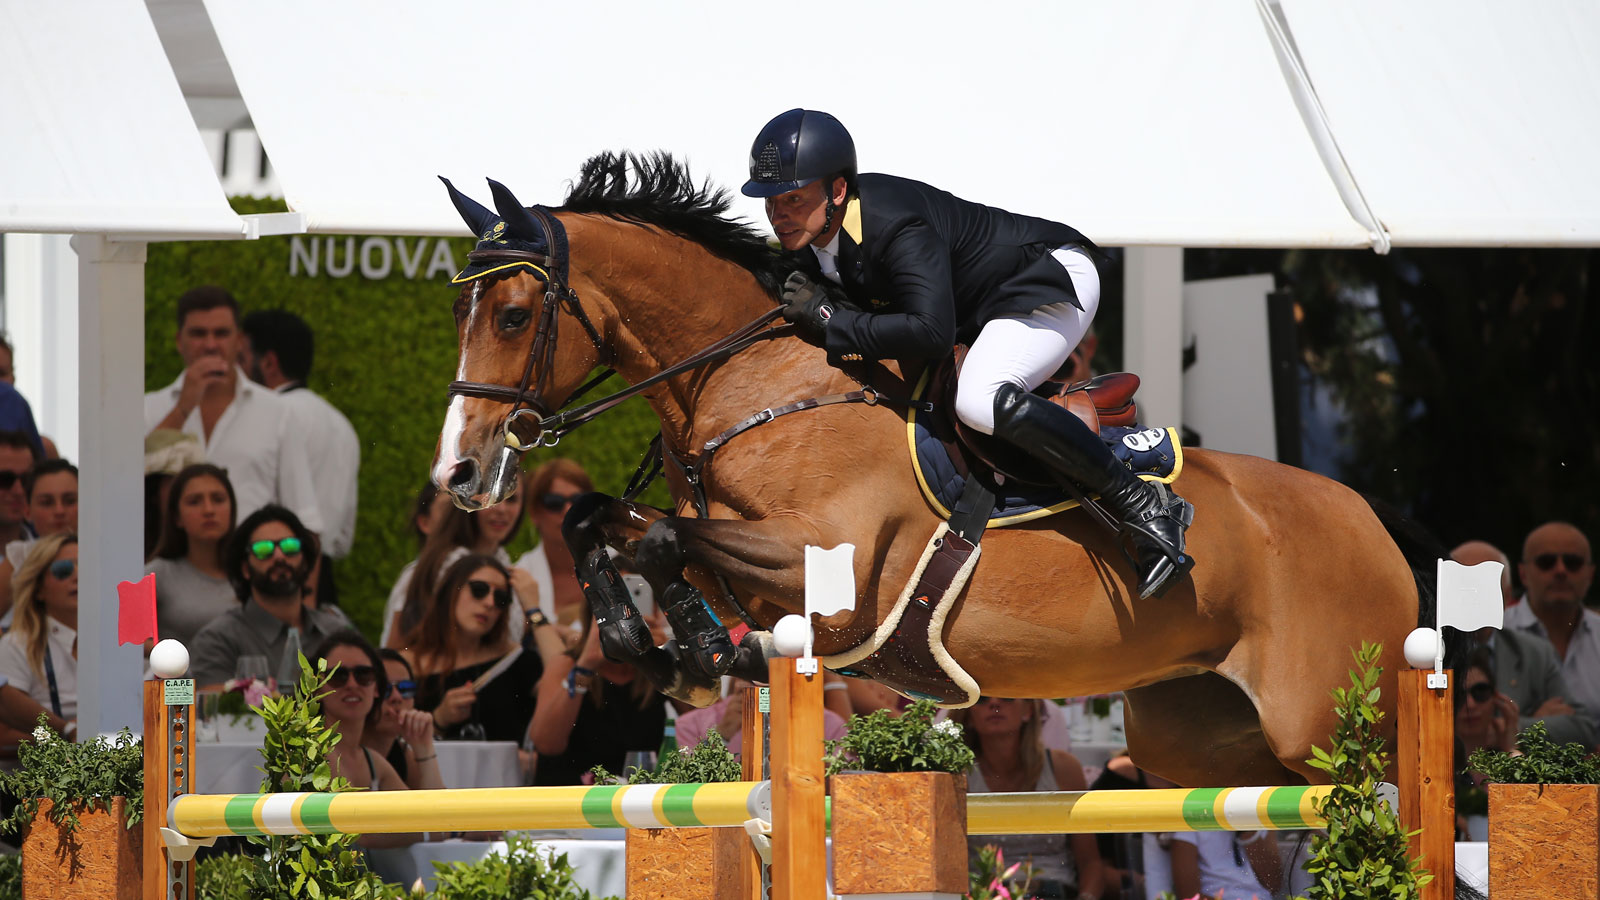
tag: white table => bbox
[193,740,522,794]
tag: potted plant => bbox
[825,699,975,897]
[0,717,144,900]
[1468,721,1600,900]
[592,730,747,900]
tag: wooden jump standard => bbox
[146,652,1453,900]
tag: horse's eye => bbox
[501,307,531,330]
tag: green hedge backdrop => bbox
[145,197,669,640]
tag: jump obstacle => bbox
[142,641,1456,900]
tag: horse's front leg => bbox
[635,516,814,687]
[560,494,715,703]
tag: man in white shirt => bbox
[239,309,360,560]
[144,287,324,536]
[1505,521,1600,736]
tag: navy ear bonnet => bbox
[439,176,568,285]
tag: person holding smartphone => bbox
[512,459,594,629]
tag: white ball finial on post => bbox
[1403,627,1440,670]
[149,639,191,680]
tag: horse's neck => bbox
[570,217,841,452]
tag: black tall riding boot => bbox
[992,383,1195,599]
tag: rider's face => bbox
[764,180,843,251]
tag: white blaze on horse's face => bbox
[434,278,523,510]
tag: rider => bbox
[742,108,1194,600]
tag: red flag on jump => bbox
[117,573,158,646]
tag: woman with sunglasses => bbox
[402,554,542,744]
[948,696,1105,900]
[306,631,443,849]
[363,649,445,790]
[145,464,238,648]
[381,479,525,649]
[0,533,79,738]
[0,459,78,622]
[512,459,594,629]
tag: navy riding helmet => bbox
[741,108,857,198]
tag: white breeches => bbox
[954,246,1102,434]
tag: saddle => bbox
[926,346,1141,487]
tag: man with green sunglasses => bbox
[189,505,346,689]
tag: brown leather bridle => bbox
[445,208,790,452]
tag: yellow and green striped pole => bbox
[168,780,772,838]
[966,785,1332,835]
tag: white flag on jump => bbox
[1436,559,1505,633]
[805,544,857,619]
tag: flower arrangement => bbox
[967,845,1040,900]
[215,677,274,718]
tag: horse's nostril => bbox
[448,459,479,490]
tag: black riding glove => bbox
[779,271,834,341]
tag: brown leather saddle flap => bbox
[926,347,1141,484]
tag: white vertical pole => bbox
[70,234,147,737]
[1122,246,1185,431]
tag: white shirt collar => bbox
[811,229,841,261]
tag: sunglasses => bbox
[387,680,417,700]
[0,471,23,491]
[249,537,303,560]
[976,696,1021,705]
[48,559,76,579]
[1534,553,1589,573]
[1464,682,1496,704]
[327,665,378,689]
[468,579,513,609]
[538,492,581,512]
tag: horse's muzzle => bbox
[444,445,522,511]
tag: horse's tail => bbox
[1361,493,1473,668]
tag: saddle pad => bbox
[909,402,1184,528]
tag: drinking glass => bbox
[235,656,271,684]
[624,750,658,776]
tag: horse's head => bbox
[432,178,606,510]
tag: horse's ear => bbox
[439,176,497,237]
[486,179,545,244]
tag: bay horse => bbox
[432,152,1429,788]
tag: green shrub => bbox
[430,833,617,900]
[825,699,974,776]
[0,852,18,900]
[244,655,391,899]
[146,197,670,639]
[1296,642,1429,900]
[195,852,257,900]
[1467,720,1600,785]
[592,729,743,785]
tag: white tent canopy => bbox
[1280,0,1600,247]
[0,1,242,236]
[205,0,1371,246]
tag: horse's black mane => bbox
[559,151,784,297]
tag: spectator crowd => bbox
[0,283,1593,898]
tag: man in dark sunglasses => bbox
[1452,539,1595,749]
[0,430,36,551]
[188,504,345,689]
[1505,521,1600,742]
